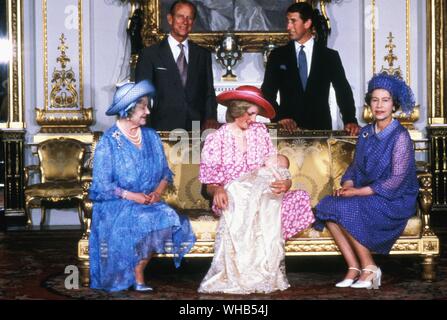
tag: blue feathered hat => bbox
[367,73,415,114]
[106,80,156,117]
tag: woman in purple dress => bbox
[315,73,419,290]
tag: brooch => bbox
[362,132,369,138]
[112,130,123,148]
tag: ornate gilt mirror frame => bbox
[140,0,330,52]
[0,0,24,129]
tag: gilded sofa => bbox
[77,129,439,286]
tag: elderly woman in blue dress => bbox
[89,80,196,292]
[315,73,419,289]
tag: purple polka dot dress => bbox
[315,120,419,254]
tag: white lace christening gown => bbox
[198,167,291,294]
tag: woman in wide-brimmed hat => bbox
[198,85,314,294]
[315,73,419,290]
[89,80,196,292]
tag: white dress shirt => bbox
[294,37,314,77]
[168,34,189,63]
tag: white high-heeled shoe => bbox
[350,265,382,289]
[133,282,153,292]
[335,267,361,288]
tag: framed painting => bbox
[141,0,328,52]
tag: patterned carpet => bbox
[0,226,446,301]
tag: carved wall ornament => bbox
[50,34,78,109]
[380,32,403,78]
[363,32,420,129]
[37,30,93,133]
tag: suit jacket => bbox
[135,38,217,131]
[261,41,357,130]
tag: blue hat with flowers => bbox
[106,80,156,117]
[367,73,415,114]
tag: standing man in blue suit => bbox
[135,0,218,131]
[262,2,360,136]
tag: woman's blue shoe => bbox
[133,283,153,292]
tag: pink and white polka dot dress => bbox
[199,122,314,239]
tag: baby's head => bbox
[264,154,290,169]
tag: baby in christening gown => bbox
[225,154,291,219]
[198,154,292,294]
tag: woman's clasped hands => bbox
[333,181,373,197]
[334,180,356,197]
[125,191,161,205]
[334,186,357,197]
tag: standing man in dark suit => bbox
[261,2,360,136]
[135,0,218,131]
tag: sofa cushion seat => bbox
[182,209,422,241]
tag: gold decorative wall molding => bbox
[9,0,24,128]
[371,0,410,85]
[38,0,92,133]
[427,0,446,124]
[77,0,84,109]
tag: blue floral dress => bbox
[89,124,196,292]
[315,120,419,254]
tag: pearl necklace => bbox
[117,121,142,146]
